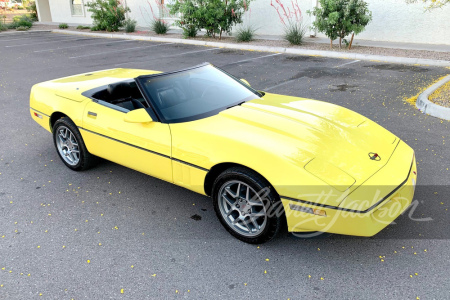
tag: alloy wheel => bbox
[218,180,268,237]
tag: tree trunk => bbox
[339,36,341,49]
[330,39,333,49]
[219,29,222,40]
[348,33,355,50]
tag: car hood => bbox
[218,93,398,189]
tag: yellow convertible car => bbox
[30,63,417,243]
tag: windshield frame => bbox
[135,63,262,124]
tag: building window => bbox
[70,0,84,16]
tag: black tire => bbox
[53,117,97,171]
[212,167,283,244]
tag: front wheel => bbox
[212,167,283,244]
[53,117,96,171]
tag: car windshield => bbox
[136,64,260,123]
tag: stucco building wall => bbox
[38,0,450,45]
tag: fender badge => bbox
[369,152,381,161]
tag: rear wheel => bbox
[212,167,283,244]
[53,117,96,171]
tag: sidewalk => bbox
[259,35,450,53]
[22,23,450,67]
[34,22,450,53]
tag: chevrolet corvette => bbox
[30,63,417,243]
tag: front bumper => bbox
[281,146,417,237]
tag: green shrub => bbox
[26,1,38,21]
[17,6,24,10]
[151,19,169,34]
[76,25,91,29]
[235,25,256,42]
[182,24,197,38]
[284,21,305,45]
[169,0,252,39]
[90,26,100,31]
[86,0,130,32]
[124,18,136,33]
[271,0,304,45]
[0,24,7,31]
[59,23,69,29]
[309,0,372,48]
[16,26,29,31]
[9,15,33,29]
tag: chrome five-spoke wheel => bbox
[55,125,80,166]
[218,180,268,237]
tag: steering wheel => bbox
[201,86,219,98]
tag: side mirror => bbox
[240,78,251,87]
[124,108,153,123]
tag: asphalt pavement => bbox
[0,32,449,299]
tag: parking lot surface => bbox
[0,32,449,299]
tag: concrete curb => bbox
[0,30,51,35]
[416,75,450,121]
[52,29,450,67]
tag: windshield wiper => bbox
[227,101,246,109]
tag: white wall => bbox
[45,0,450,45]
[247,0,450,45]
[36,0,53,22]
[45,0,92,24]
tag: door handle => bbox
[88,111,97,117]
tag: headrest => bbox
[107,82,132,100]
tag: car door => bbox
[80,101,172,183]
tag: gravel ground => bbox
[14,25,450,62]
[429,80,450,108]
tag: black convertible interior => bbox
[88,64,259,123]
[91,81,149,111]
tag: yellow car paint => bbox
[81,101,172,183]
[30,68,416,238]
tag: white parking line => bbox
[5,37,93,48]
[0,34,57,42]
[264,76,307,92]
[69,42,175,59]
[34,39,132,53]
[226,53,282,65]
[334,60,360,68]
[114,47,220,67]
